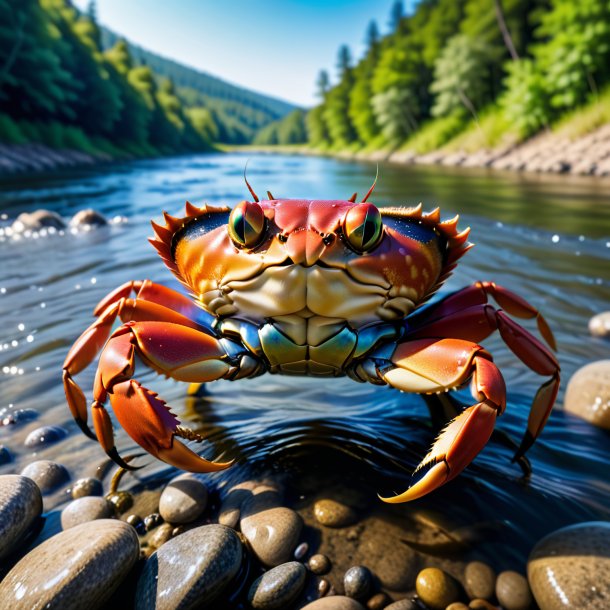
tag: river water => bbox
[0,152,609,571]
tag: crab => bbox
[63,183,560,502]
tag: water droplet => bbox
[11,340,18,347]
[91,277,97,284]
[40,302,46,309]
[17,323,25,331]
[551,235,560,243]
[0,287,6,294]
[26,335,34,343]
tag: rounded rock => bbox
[61,496,114,530]
[416,568,461,610]
[385,601,419,610]
[158,473,208,524]
[447,604,469,610]
[589,312,610,338]
[248,561,307,609]
[301,597,366,610]
[528,521,610,610]
[367,592,390,609]
[564,360,610,429]
[495,571,532,610]
[294,541,309,560]
[12,209,66,232]
[106,490,133,513]
[309,553,331,575]
[21,460,69,493]
[71,477,103,499]
[70,209,108,228]
[135,524,243,610]
[24,424,67,448]
[0,519,139,609]
[344,565,372,599]
[0,444,12,465]
[0,474,43,560]
[0,407,38,426]
[144,512,163,531]
[464,561,496,601]
[149,522,173,549]
[468,600,497,609]
[314,498,358,528]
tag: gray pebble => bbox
[0,519,139,609]
[301,597,365,609]
[0,475,43,560]
[495,571,532,610]
[314,498,358,527]
[464,561,496,601]
[159,473,208,524]
[71,477,103,499]
[0,444,12,464]
[294,541,309,560]
[24,425,67,448]
[309,553,331,575]
[0,407,38,426]
[61,496,114,530]
[21,460,69,493]
[344,565,372,599]
[136,524,243,609]
[248,561,307,609]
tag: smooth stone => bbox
[528,521,610,610]
[495,571,532,610]
[149,522,173,548]
[158,473,208,524]
[0,444,12,464]
[144,512,162,531]
[24,424,67,448]
[106,490,133,513]
[366,592,391,609]
[21,460,69,493]
[12,209,66,232]
[309,553,332,575]
[0,475,43,560]
[416,568,461,609]
[295,541,309,560]
[464,561,496,601]
[61,496,114,530]
[344,565,372,599]
[301,597,366,610]
[241,506,303,567]
[314,498,358,528]
[0,519,139,609]
[135,524,243,610]
[384,601,419,610]
[447,604,469,610]
[70,209,107,227]
[564,360,610,429]
[468,600,497,609]
[0,407,38,425]
[589,312,610,338]
[71,477,103,499]
[248,561,306,609]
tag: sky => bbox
[72,0,402,107]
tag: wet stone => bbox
[0,474,43,561]
[366,592,390,609]
[589,312,610,338]
[416,568,461,610]
[144,512,162,531]
[528,521,610,610]
[0,444,12,465]
[159,473,208,524]
[248,561,307,609]
[301,597,366,609]
[61,496,114,530]
[318,578,330,596]
[0,519,139,609]
[468,600,497,609]
[149,522,173,549]
[70,208,108,228]
[12,209,66,232]
[309,553,331,575]
[564,360,610,430]
[135,524,243,610]
[384,601,419,610]
[21,459,69,493]
[464,561,496,601]
[295,541,309,560]
[344,565,372,600]
[126,514,145,534]
[447,604,469,610]
[495,571,532,610]
[71,477,103,499]
[314,498,358,528]
[24,424,67,448]
[106,490,133,514]
[0,407,38,426]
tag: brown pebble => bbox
[172,525,185,537]
[416,568,460,610]
[495,571,532,610]
[309,553,331,575]
[447,603,469,610]
[469,599,498,609]
[464,561,496,601]
[106,491,133,514]
[144,513,162,531]
[126,514,143,527]
[346,528,360,541]
[367,592,390,609]
[318,578,330,597]
[71,477,103,499]
[149,523,173,548]
[384,599,419,609]
[314,498,358,528]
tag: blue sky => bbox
[72,0,403,107]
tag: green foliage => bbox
[306,105,330,148]
[254,110,307,146]
[402,113,467,154]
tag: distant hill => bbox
[101,28,297,143]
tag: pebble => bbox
[447,604,470,610]
[12,209,66,232]
[344,565,372,599]
[241,506,303,567]
[21,459,69,493]
[0,519,139,608]
[495,571,532,610]
[528,521,610,610]
[106,490,133,513]
[61,496,114,530]
[126,514,145,533]
[0,444,12,464]
[589,312,610,338]
[218,480,259,528]
[314,498,358,527]
[415,568,461,609]
[384,601,419,610]
[468,600,497,609]
[464,561,496,600]
[24,424,67,448]
[149,522,173,548]
[367,592,391,609]
[71,477,103,499]
[135,524,243,609]
[309,553,332,575]
[248,561,307,609]
[295,541,309,560]
[70,208,108,227]
[158,473,208,524]
[318,578,330,596]
[301,597,366,610]
[0,475,43,560]
[144,512,162,531]
[1,407,38,426]
[564,360,610,429]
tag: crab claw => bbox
[109,379,233,473]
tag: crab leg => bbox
[374,338,506,503]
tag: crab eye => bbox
[228,200,266,248]
[343,203,383,252]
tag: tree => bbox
[389,1,404,32]
[315,70,330,99]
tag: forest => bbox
[256,0,610,153]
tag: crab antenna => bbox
[243,159,259,202]
[267,191,275,200]
[348,192,358,202]
[361,164,379,203]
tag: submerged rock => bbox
[464,561,496,601]
[69,209,108,228]
[248,561,306,609]
[415,567,461,609]
[495,571,532,610]
[564,360,610,430]
[12,209,66,233]
[343,565,372,599]
[21,459,69,493]
[314,498,358,528]
[0,519,139,609]
[24,424,67,448]
[528,521,610,610]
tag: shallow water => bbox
[0,153,609,570]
